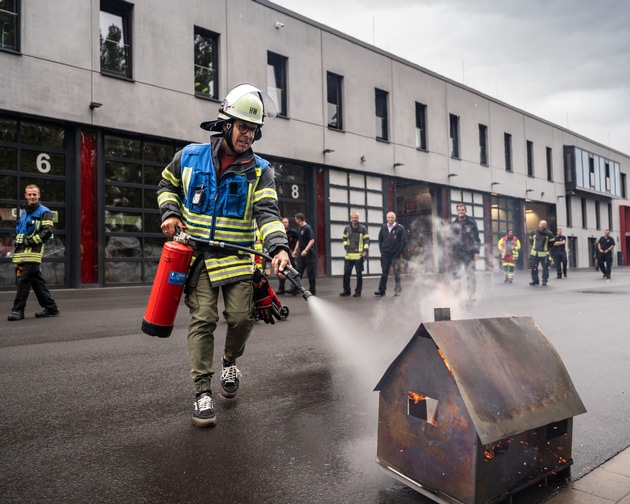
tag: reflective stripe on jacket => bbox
[157,139,287,286]
[529,229,555,257]
[342,224,369,260]
[12,203,54,264]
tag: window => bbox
[100,0,133,79]
[0,0,19,52]
[479,124,488,165]
[595,201,601,230]
[581,198,587,228]
[589,156,596,189]
[566,195,572,227]
[194,27,218,99]
[546,147,553,181]
[504,133,512,172]
[526,140,534,177]
[622,173,627,199]
[415,102,427,150]
[608,203,613,231]
[605,162,611,192]
[375,89,389,141]
[267,52,287,117]
[449,114,460,159]
[327,72,343,130]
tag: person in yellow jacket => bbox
[8,184,60,321]
[157,84,290,428]
[497,229,521,284]
[340,212,369,297]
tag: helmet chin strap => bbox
[223,121,237,153]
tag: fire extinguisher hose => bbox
[179,231,312,300]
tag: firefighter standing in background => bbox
[449,204,481,300]
[8,184,60,321]
[339,211,369,297]
[497,229,521,283]
[528,220,555,286]
[157,84,290,428]
[551,228,568,278]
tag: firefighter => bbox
[528,220,555,286]
[340,211,369,297]
[8,184,60,321]
[497,229,521,283]
[157,83,290,428]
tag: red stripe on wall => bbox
[80,132,98,284]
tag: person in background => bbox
[277,217,298,294]
[449,204,481,299]
[157,84,290,428]
[292,213,316,295]
[528,220,555,286]
[497,229,521,283]
[597,229,615,279]
[374,212,406,297]
[8,184,60,321]
[551,228,568,279]
[340,211,369,297]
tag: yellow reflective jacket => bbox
[342,223,369,260]
[157,139,287,286]
[12,203,54,264]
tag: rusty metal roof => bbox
[375,315,586,445]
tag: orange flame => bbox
[408,391,426,404]
[437,348,454,376]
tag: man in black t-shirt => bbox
[597,229,615,279]
[551,228,568,278]
[278,217,299,294]
[292,213,317,295]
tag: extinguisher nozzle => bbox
[283,266,311,302]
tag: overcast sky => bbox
[271,0,630,156]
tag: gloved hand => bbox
[252,269,282,324]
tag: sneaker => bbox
[192,391,216,427]
[220,360,241,398]
[374,291,385,296]
[8,311,24,321]
[529,282,539,286]
[339,292,351,297]
[35,307,60,318]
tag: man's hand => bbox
[252,269,282,324]
[271,249,290,278]
[161,217,183,236]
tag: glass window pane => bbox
[143,189,159,209]
[143,213,162,234]
[143,142,175,163]
[194,30,217,98]
[0,178,17,205]
[100,11,129,75]
[143,237,164,258]
[349,190,365,205]
[20,123,65,148]
[0,146,17,171]
[0,5,18,50]
[104,136,141,159]
[348,173,365,188]
[105,160,142,183]
[105,261,141,283]
[20,150,66,176]
[105,236,142,257]
[40,262,65,285]
[329,170,347,186]
[106,185,142,208]
[143,165,163,187]
[330,187,348,203]
[0,118,17,143]
[105,211,142,232]
[0,204,18,227]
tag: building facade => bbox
[1,0,628,289]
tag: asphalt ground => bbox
[1,266,629,504]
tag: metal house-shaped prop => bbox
[374,314,586,504]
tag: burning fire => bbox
[437,348,454,376]
[408,391,426,404]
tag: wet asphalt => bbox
[1,266,629,504]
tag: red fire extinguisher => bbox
[142,238,193,338]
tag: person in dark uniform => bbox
[597,229,615,279]
[551,228,568,278]
[292,213,316,295]
[449,204,481,299]
[374,212,406,297]
[278,217,298,294]
[529,220,555,286]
